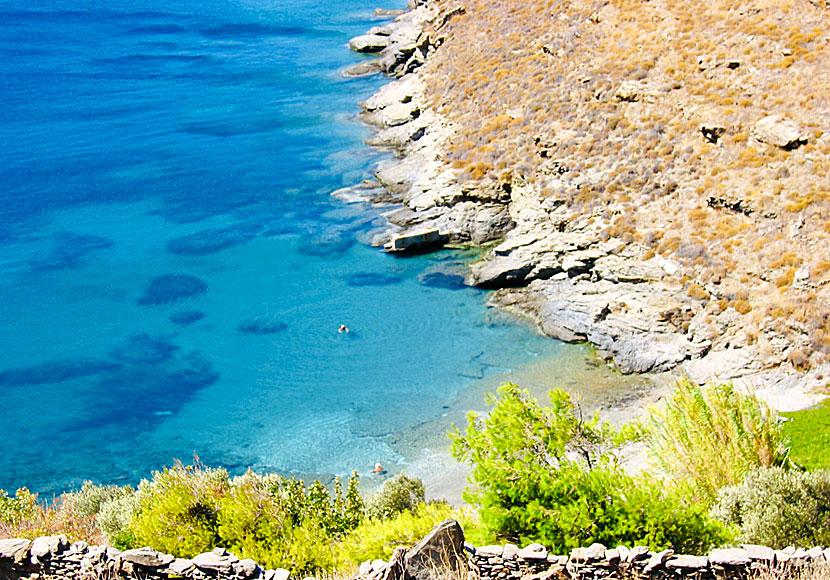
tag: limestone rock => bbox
[349,34,391,53]
[30,535,69,561]
[709,548,750,566]
[235,558,260,578]
[643,550,673,574]
[343,60,384,77]
[740,544,775,563]
[273,568,291,580]
[168,558,197,576]
[751,115,807,149]
[536,279,708,373]
[666,555,709,569]
[476,545,504,558]
[0,538,31,563]
[518,543,548,560]
[120,547,175,568]
[404,519,466,580]
[627,546,650,563]
[193,547,239,572]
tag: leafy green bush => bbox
[712,467,830,547]
[645,380,790,502]
[129,462,228,557]
[338,503,467,567]
[62,481,133,520]
[450,383,729,551]
[0,488,38,532]
[366,474,426,520]
[98,491,139,549]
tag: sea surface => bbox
[0,0,649,497]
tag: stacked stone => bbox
[469,542,830,580]
[469,543,568,580]
[0,538,293,580]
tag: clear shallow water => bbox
[0,0,649,496]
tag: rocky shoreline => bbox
[343,0,829,412]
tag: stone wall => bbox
[3,525,830,580]
[468,542,830,580]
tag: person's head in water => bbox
[338,324,349,333]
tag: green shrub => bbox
[129,462,229,557]
[337,503,463,567]
[62,481,133,520]
[450,384,728,551]
[645,380,790,503]
[0,488,38,534]
[97,490,139,548]
[712,467,830,547]
[366,474,426,520]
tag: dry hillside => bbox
[417,0,830,372]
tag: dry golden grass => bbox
[419,0,830,369]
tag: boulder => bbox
[193,547,239,573]
[627,546,650,563]
[120,547,175,568]
[0,538,31,563]
[234,558,260,578]
[167,558,197,576]
[404,519,466,580]
[518,543,548,560]
[273,568,291,580]
[751,115,807,149]
[30,535,69,561]
[349,34,391,53]
[343,61,384,77]
[643,550,673,574]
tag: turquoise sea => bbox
[0,0,647,497]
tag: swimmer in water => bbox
[373,462,384,473]
[338,324,349,333]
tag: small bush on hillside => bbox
[366,474,425,520]
[0,488,38,535]
[338,503,459,566]
[450,383,729,551]
[0,486,102,542]
[62,481,132,520]
[712,467,830,547]
[645,380,790,503]
[97,490,139,549]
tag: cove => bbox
[0,0,650,497]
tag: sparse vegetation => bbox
[420,0,830,368]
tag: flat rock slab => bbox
[709,548,750,566]
[120,547,175,568]
[350,34,390,53]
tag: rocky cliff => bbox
[347,0,830,410]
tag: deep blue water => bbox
[0,0,629,497]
